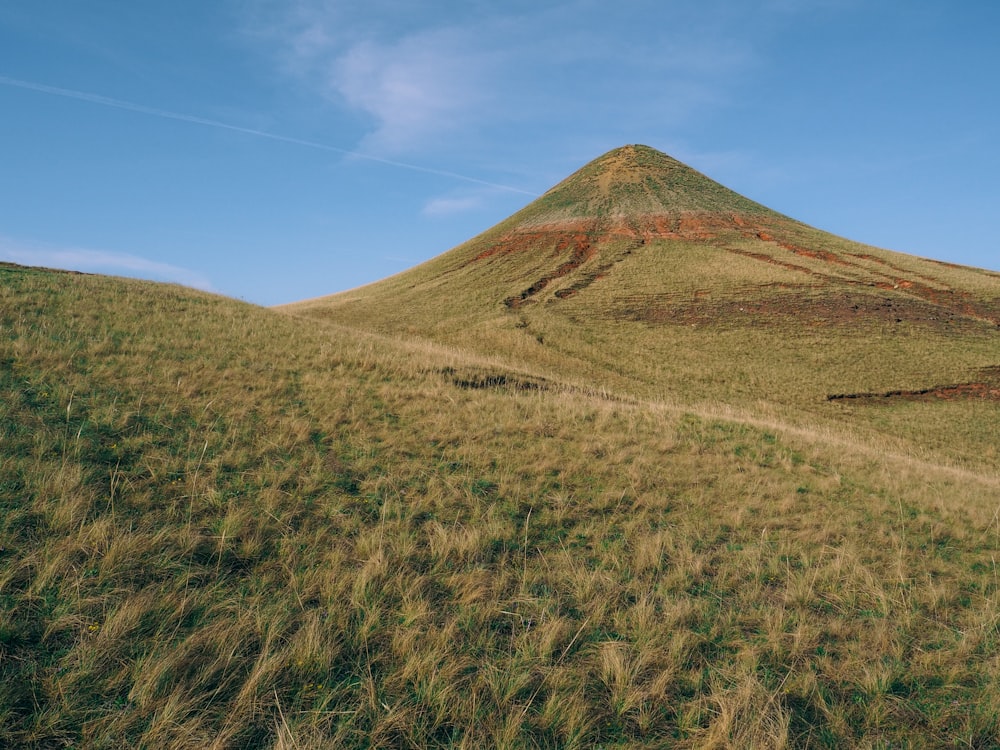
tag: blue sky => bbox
[1,1,997,305]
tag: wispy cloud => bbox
[244,0,764,158]
[0,238,215,291]
[331,30,486,154]
[251,2,493,155]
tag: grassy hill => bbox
[289,145,1000,470]
[3,146,1000,748]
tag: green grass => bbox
[2,260,1000,748]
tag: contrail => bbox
[0,74,540,197]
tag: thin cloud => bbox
[0,238,215,291]
[0,75,537,196]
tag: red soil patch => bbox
[626,213,773,242]
[475,213,776,265]
[474,228,593,262]
[779,242,852,266]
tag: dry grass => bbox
[2,262,1000,748]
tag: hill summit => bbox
[508,143,779,228]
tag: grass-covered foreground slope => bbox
[3,262,1000,748]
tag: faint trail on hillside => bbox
[0,74,540,196]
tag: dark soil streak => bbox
[442,367,549,392]
[505,236,596,308]
[827,383,1000,402]
[551,241,643,301]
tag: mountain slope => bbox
[286,145,1000,467]
[4,262,1000,749]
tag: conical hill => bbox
[288,144,998,336]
